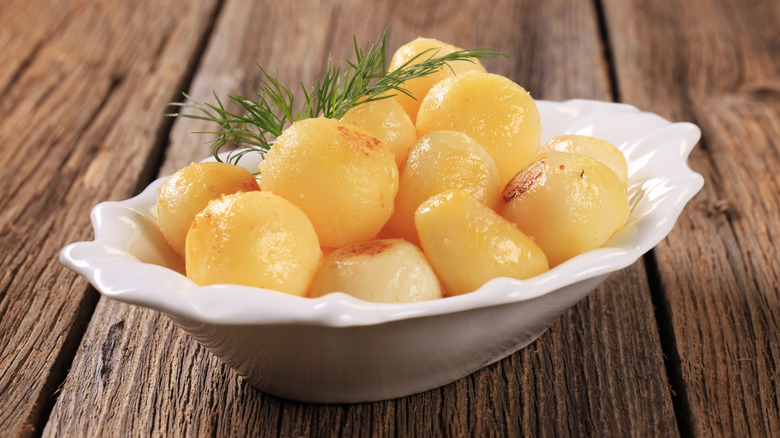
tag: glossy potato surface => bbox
[186,191,321,296]
[542,134,628,187]
[388,37,486,123]
[259,117,399,248]
[341,98,416,168]
[309,239,443,303]
[498,151,630,267]
[416,190,549,296]
[416,72,542,187]
[156,162,259,257]
[384,131,500,243]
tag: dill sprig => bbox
[167,31,502,164]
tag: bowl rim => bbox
[60,99,704,327]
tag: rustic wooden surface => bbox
[603,0,780,435]
[0,0,777,436]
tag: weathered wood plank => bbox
[44,0,678,436]
[603,0,780,435]
[0,0,220,436]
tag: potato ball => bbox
[416,71,541,187]
[156,162,259,257]
[416,189,549,296]
[383,130,500,243]
[498,151,630,267]
[309,239,443,303]
[389,37,487,123]
[542,134,628,187]
[259,117,399,248]
[341,97,416,168]
[185,191,321,295]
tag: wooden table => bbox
[1,0,778,436]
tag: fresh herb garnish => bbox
[168,30,502,164]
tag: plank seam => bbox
[593,0,620,102]
[132,0,227,194]
[594,0,694,435]
[643,251,695,437]
[27,1,228,436]
[5,73,124,436]
[25,282,100,438]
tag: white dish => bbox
[61,99,704,403]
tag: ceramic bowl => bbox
[61,99,704,403]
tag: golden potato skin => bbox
[389,37,486,123]
[498,152,630,267]
[383,130,500,243]
[415,190,549,296]
[542,134,628,187]
[341,98,416,168]
[309,239,443,303]
[186,191,321,296]
[259,118,399,248]
[156,162,259,257]
[416,71,542,187]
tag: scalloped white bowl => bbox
[61,99,703,403]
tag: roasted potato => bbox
[341,97,416,169]
[260,117,399,248]
[416,71,542,187]
[309,239,443,303]
[389,37,487,123]
[186,191,321,295]
[542,134,628,187]
[498,151,630,266]
[383,130,500,243]
[416,189,549,295]
[156,162,259,257]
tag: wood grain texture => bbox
[603,0,780,435]
[42,0,678,436]
[0,0,220,436]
